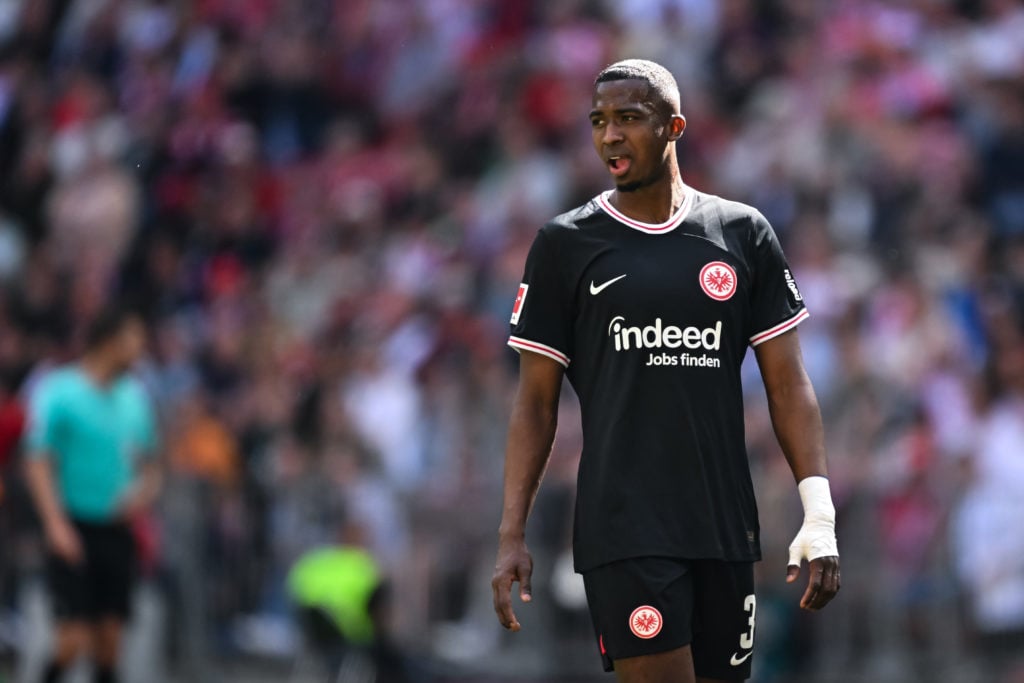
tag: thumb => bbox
[787,546,803,583]
[519,563,533,602]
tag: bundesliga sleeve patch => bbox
[510,283,529,325]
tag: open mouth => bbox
[608,156,632,177]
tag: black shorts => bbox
[46,519,136,621]
[582,557,756,680]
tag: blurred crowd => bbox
[0,0,1022,681]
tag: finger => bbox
[822,559,838,591]
[70,536,85,563]
[519,563,533,603]
[786,563,800,584]
[58,537,80,563]
[806,560,834,610]
[801,562,824,610]
[787,546,802,574]
[491,576,512,627]
[808,569,830,609]
[814,558,840,609]
[491,575,520,631]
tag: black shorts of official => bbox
[582,557,756,680]
[46,519,136,621]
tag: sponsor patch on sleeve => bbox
[783,269,803,302]
[510,283,529,325]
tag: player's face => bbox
[590,80,682,192]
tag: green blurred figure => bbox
[288,545,381,650]
[287,523,416,683]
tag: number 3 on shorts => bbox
[729,594,756,667]
[739,594,756,649]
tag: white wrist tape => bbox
[788,476,838,566]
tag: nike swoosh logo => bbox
[589,274,627,295]
[730,651,753,666]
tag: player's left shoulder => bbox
[114,373,153,403]
[692,191,770,235]
[684,190,774,264]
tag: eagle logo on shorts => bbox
[699,261,737,301]
[629,605,663,639]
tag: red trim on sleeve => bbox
[749,309,810,347]
[508,336,570,367]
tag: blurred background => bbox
[0,0,1022,681]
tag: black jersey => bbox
[508,187,808,572]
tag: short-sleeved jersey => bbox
[508,187,808,572]
[25,366,159,522]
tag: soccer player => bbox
[24,306,160,683]
[492,60,840,683]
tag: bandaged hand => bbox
[786,476,840,610]
[788,476,838,565]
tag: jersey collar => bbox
[596,187,695,234]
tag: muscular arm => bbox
[492,351,564,631]
[754,329,840,610]
[754,329,826,481]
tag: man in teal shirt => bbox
[24,306,160,683]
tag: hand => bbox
[46,519,83,566]
[117,490,148,521]
[787,554,840,610]
[491,534,534,631]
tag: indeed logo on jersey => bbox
[608,316,722,368]
[607,316,723,368]
[607,316,721,351]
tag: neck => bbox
[610,160,685,224]
[81,354,118,386]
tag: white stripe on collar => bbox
[596,187,695,234]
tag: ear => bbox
[667,114,686,141]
